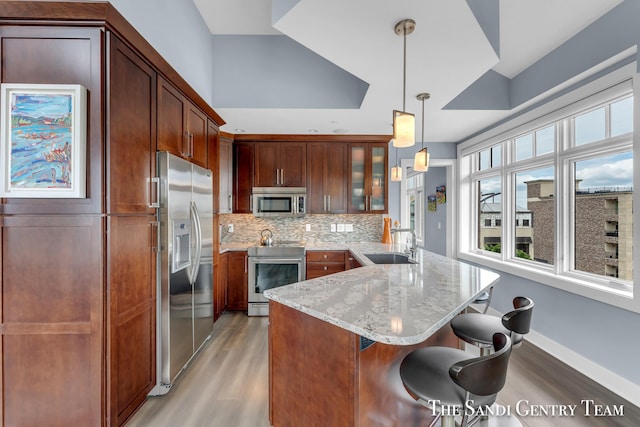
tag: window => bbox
[405,172,424,245]
[459,77,635,309]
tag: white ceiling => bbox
[194,0,621,141]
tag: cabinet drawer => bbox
[306,263,345,279]
[306,251,345,263]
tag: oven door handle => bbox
[250,258,303,264]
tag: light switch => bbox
[330,224,337,232]
[337,224,345,232]
[345,224,354,232]
[306,224,311,231]
[227,224,234,233]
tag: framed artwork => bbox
[436,185,446,204]
[0,83,87,198]
[428,194,437,212]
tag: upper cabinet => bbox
[348,142,388,213]
[254,142,306,187]
[157,77,208,168]
[233,141,254,213]
[219,134,233,214]
[307,143,348,214]
[107,35,156,215]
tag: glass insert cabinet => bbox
[349,143,388,213]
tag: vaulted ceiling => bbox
[194,0,625,141]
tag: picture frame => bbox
[0,83,87,198]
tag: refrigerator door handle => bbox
[188,201,203,285]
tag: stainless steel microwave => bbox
[252,187,306,217]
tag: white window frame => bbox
[457,63,640,314]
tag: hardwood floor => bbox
[125,312,639,427]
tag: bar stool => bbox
[400,333,512,427]
[451,296,534,356]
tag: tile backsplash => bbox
[219,214,384,244]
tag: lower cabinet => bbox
[107,215,157,426]
[306,251,347,279]
[0,215,104,426]
[226,251,248,311]
[215,250,228,319]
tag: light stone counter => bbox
[265,247,500,346]
[219,243,253,253]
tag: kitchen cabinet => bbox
[306,250,347,279]
[226,251,248,311]
[307,143,348,214]
[0,5,225,426]
[157,76,208,168]
[107,215,156,426]
[215,248,228,319]
[348,143,388,213]
[233,142,254,213]
[107,35,156,214]
[208,121,220,213]
[254,142,306,187]
[219,134,233,213]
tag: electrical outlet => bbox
[330,224,336,232]
[306,224,311,232]
[345,224,354,232]
[227,224,234,233]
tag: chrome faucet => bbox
[391,228,417,259]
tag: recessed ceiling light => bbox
[309,129,319,133]
[332,128,349,134]
[235,128,245,133]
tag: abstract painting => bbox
[0,83,86,198]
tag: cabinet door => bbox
[208,121,219,213]
[254,142,280,187]
[219,137,233,213]
[280,143,306,187]
[215,251,228,320]
[306,143,326,213]
[1,215,103,427]
[325,143,348,213]
[348,143,388,213]
[157,77,187,157]
[187,103,208,167]
[108,215,156,426]
[226,252,248,311]
[108,35,156,214]
[233,142,254,213]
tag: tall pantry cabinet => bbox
[0,3,224,427]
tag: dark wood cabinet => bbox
[107,215,156,426]
[306,250,347,279]
[0,5,225,426]
[219,134,233,213]
[226,251,248,311]
[348,143,388,213]
[208,121,219,213]
[254,142,306,187]
[215,248,228,320]
[307,143,348,213]
[346,252,362,269]
[157,76,208,168]
[107,35,156,214]
[233,142,254,213]
[0,215,104,427]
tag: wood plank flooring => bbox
[125,312,639,427]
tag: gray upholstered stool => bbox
[400,333,512,427]
[451,296,534,356]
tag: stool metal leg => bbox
[441,415,456,427]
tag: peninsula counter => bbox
[265,248,500,427]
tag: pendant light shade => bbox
[413,92,431,172]
[393,110,415,148]
[392,19,415,148]
[391,165,403,181]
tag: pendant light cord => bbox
[421,96,425,149]
[402,24,407,112]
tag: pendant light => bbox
[413,92,431,171]
[391,144,402,181]
[392,19,416,148]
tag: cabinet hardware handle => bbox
[323,266,328,270]
[228,194,232,211]
[245,255,248,274]
[323,254,328,259]
[323,195,327,211]
[327,195,331,211]
[281,169,284,185]
[149,177,160,208]
[189,133,194,158]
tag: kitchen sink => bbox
[364,253,415,264]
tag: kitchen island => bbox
[264,247,500,427]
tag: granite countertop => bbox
[264,247,500,346]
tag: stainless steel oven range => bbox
[247,243,305,316]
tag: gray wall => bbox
[422,167,447,256]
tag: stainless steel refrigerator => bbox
[150,151,214,395]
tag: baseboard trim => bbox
[485,307,640,408]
